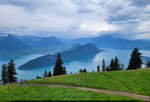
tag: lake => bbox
[0,49,150,81]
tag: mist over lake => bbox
[0,49,150,80]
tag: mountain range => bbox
[72,35,150,50]
[1,33,150,58]
[0,34,65,56]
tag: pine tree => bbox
[48,71,52,77]
[102,59,106,71]
[62,67,67,74]
[97,65,100,72]
[146,61,150,68]
[36,75,42,79]
[53,54,66,76]
[7,59,17,83]
[43,70,48,78]
[110,59,114,71]
[79,69,83,73]
[113,56,121,70]
[1,64,8,84]
[127,48,143,70]
[83,68,87,73]
[106,65,110,71]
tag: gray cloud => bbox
[131,0,150,7]
[0,0,149,39]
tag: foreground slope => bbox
[28,68,150,96]
[0,85,138,101]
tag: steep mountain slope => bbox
[19,43,102,69]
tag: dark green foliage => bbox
[106,65,110,71]
[83,68,87,73]
[43,70,48,78]
[97,65,100,72]
[113,56,121,70]
[109,57,122,71]
[79,68,87,73]
[48,71,52,77]
[7,59,17,83]
[79,69,83,73]
[62,67,67,74]
[109,59,114,71]
[53,54,67,76]
[102,59,106,71]
[146,61,150,68]
[127,48,143,70]
[36,76,42,79]
[1,64,7,84]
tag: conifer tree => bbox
[1,64,7,84]
[36,75,42,79]
[127,48,143,70]
[106,65,110,71]
[79,69,83,73]
[146,61,150,68]
[83,68,87,73]
[114,56,120,70]
[7,59,17,83]
[43,70,48,78]
[110,59,114,71]
[102,59,106,71]
[97,65,100,72]
[53,54,66,76]
[62,67,67,74]
[79,68,87,73]
[47,71,51,77]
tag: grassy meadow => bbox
[27,68,150,96]
[0,84,139,101]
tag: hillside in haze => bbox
[13,35,43,46]
[73,35,150,50]
[0,34,68,57]
[34,36,64,49]
[0,34,31,52]
[19,43,102,69]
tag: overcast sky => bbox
[0,0,150,39]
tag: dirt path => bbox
[17,83,150,101]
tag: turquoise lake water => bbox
[0,49,150,80]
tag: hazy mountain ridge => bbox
[19,43,102,69]
[73,35,150,50]
[0,34,31,52]
[34,36,64,48]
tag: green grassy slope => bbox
[0,85,138,101]
[28,68,150,96]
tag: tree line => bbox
[79,48,146,73]
[1,59,17,84]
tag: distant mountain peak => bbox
[35,35,63,48]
